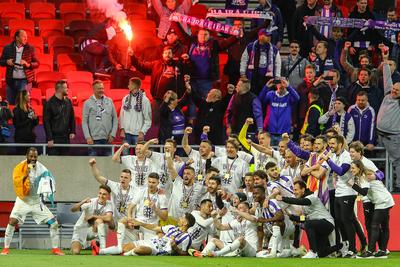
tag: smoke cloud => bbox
[86,0,127,22]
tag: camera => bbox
[273,79,281,85]
[324,76,334,81]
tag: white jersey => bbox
[200,192,218,211]
[271,150,285,169]
[362,180,395,210]
[121,155,156,190]
[280,164,301,181]
[219,201,236,244]
[243,188,254,205]
[168,176,203,220]
[75,198,113,228]
[267,176,294,198]
[229,217,258,248]
[250,147,277,171]
[214,146,253,164]
[140,225,192,255]
[321,150,356,197]
[211,156,249,194]
[361,156,378,172]
[149,151,184,194]
[187,149,210,182]
[106,180,136,220]
[188,210,214,250]
[133,188,168,225]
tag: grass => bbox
[1,250,400,267]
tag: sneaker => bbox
[356,250,374,259]
[386,249,390,255]
[302,250,318,259]
[277,249,292,258]
[339,241,349,256]
[343,251,356,258]
[188,249,203,258]
[374,250,388,259]
[0,248,9,255]
[90,240,100,256]
[51,248,65,256]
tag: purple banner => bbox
[207,8,272,20]
[169,12,240,36]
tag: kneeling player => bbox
[70,185,114,255]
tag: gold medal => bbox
[300,215,306,222]
[224,173,230,180]
[181,201,188,208]
[144,199,150,206]
[197,174,203,181]
[119,206,126,214]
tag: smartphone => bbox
[324,76,334,81]
[273,79,281,85]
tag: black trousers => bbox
[304,219,343,258]
[368,207,391,252]
[329,189,341,245]
[335,195,357,253]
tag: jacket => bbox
[12,106,38,143]
[259,85,300,134]
[120,92,152,136]
[82,95,118,140]
[347,81,383,114]
[130,54,190,100]
[43,96,75,141]
[281,55,308,89]
[319,111,355,144]
[0,41,39,84]
[348,104,376,145]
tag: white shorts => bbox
[240,242,257,257]
[10,197,54,224]
[134,237,171,256]
[71,224,97,247]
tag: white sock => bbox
[215,239,241,257]
[4,224,15,248]
[117,223,126,250]
[97,223,107,249]
[99,246,121,255]
[271,226,282,255]
[202,240,216,254]
[49,223,60,248]
[123,249,138,256]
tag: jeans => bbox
[187,79,213,119]
[88,139,110,156]
[270,134,281,147]
[6,79,31,105]
[123,133,138,155]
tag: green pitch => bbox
[1,250,400,267]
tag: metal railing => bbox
[0,143,394,192]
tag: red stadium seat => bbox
[29,36,45,56]
[36,71,66,95]
[29,2,56,23]
[23,0,47,7]
[0,36,12,47]
[73,106,82,124]
[0,2,25,24]
[66,70,93,103]
[68,19,94,44]
[36,53,54,73]
[31,103,43,123]
[30,88,43,105]
[38,19,65,43]
[8,19,35,38]
[109,89,129,102]
[47,35,75,58]
[59,3,87,25]
[57,53,83,74]
[187,4,208,19]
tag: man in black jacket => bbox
[0,30,39,105]
[189,83,235,145]
[43,80,76,155]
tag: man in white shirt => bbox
[70,185,114,255]
[1,148,63,256]
[112,142,156,190]
[120,77,152,151]
[212,139,249,195]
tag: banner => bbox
[305,16,400,31]
[169,12,241,36]
[207,8,272,20]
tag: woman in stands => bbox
[13,91,39,154]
